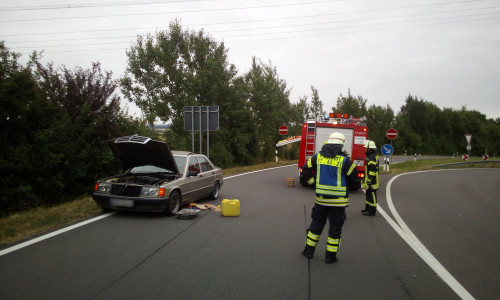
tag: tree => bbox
[0,43,66,214]
[332,89,368,117]
[366,104,394,150]
[244,57,292,162]
[309,86,324,120]
[32,58,138,198]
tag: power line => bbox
[7,6,500,44]
[17,15,500,54]
[0,0,343,22]
[0,0,211,12]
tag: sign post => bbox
[465,134,472,157]
[381,144,394,172]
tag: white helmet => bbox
[326,132,346,145]
[364,140,377,149]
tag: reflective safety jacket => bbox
[364,151,379,190]
[307,152,357,207]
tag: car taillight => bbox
[94,183,99,191]
[358,173,365,178]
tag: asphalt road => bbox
[0,166,499,300]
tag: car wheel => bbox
[165,190,181,215]
[209,181,220,200]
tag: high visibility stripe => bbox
[315,196,349,207]
[306,231,320,247]
[346,163,356,176]
[326,237,341,253]
[365,191,377,207]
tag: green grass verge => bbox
[381,156,500,175]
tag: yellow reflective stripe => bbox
[326,237,341,252]
[315,196,349,207]
[346,163,356,176]
[306,231,320,247]
[368,171,377,176]
[307,231,320,241]
[307,158,313,168]
[307,177,315,185]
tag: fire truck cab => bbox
[298,113,368,190]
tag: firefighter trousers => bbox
[306,204,346,253]
[364,188,378,214]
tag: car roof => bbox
[171,151,193,156]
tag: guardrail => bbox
[433,160,500,168]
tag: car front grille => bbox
[111,184,142,197]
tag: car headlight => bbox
[140,187,166,197]
[95,182,111,193]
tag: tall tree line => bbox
[1,19,499,214]
[0,42,149,215]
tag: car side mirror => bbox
[187,170,199,177]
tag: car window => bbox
[130,165,172,174]
[188,157,200,173]
[199,156,212,172]
[174,156,186,176]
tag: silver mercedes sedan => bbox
[92,135,223,215]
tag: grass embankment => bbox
[0,160,296,248]
[381,156,499,175]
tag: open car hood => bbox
[108,135,179,174]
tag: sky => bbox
[1,0,499,120]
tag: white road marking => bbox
[0,165,293,256]
[381,171,475,300]
[0,212,115,257]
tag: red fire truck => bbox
[298,113,368,189]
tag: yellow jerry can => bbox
[221,199,240,217]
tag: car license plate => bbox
[110,198,134,208]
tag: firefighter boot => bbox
[362,209,376,216]
[302,245,315,259]
[325,252,337,264]
[361,204,369,213]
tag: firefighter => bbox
[361,140,379,216]
[302,132,358,263]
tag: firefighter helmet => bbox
[326,132,346,145]
[364,140,377,149]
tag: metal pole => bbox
[207,107,210,158]
[199,107,202,154]
[191,110,194,153]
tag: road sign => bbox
[465,134,472,145]
[386,128,398,140]
[462,154,469,160]
[381,144,394,156]
[279,125,288,135]
[483,155,489,160]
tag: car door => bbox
[198,155,216,196]
[181,156,205,201]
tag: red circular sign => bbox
[386,128,398,140]
[279,125,288,135]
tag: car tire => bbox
[209,181,220,200]
[165,190,181,215]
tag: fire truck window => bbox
[199,156,212,172]
[188,157,200,173]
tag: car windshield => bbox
[173,156,186,176]
[130,165,174,174]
